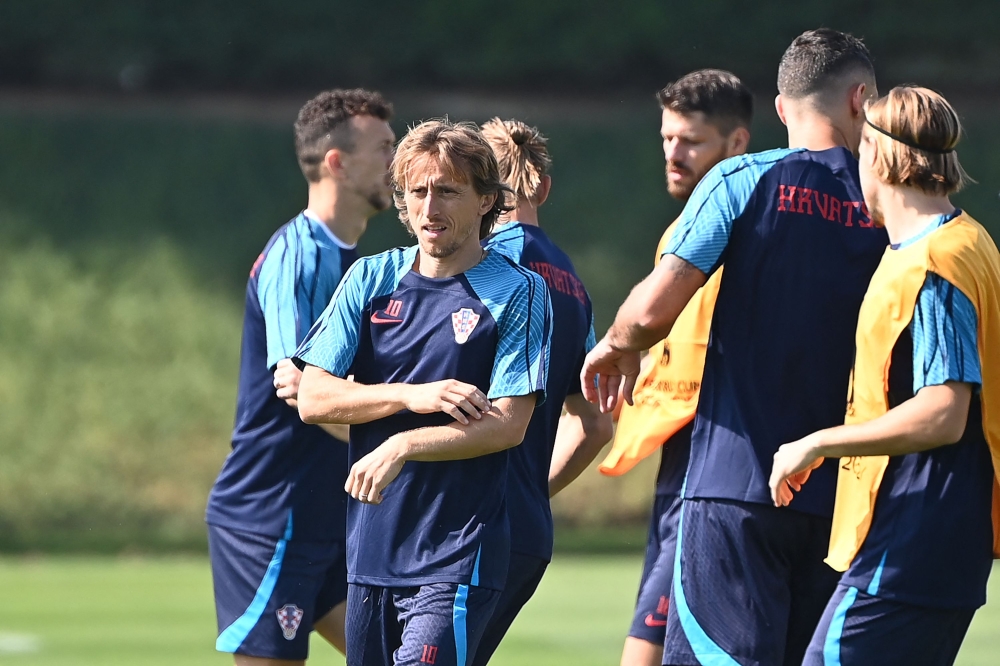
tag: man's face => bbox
[857,128,884,227]
[661,109,731,201]
[403,154,493,259]
[339,115,396,213]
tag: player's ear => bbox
[849,83,868,120]
[726,127,750,158]
[479,192,496,216]
[322,148,346,180]
[775,94,788,127]
[533,175,552,207]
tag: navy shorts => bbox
[628,493,682,645]
[471,552,548,666]
[209,523,348,660]
[346,582,501,666]
[803,583,976,666]
[662,498,839,666]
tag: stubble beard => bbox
[422,220,478,259]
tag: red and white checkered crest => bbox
[451,308,480,344]
[276,604,304,640]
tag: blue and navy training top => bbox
[206,211,358,542]
[485,222,596,561]
[842,211,994,609]
[294,246,552,590]
[664,147,888,517]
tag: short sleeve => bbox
[293,260,370,378]
[489,272,553,402]
[661,164,738,275]
[257,234,311,369]
[910,273,982,392]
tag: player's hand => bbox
[274,359,302,402]
[769,435,825,507]
[403,380,491,425]
[580,338,641,414]
[345,439,406,505]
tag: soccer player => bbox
[470,118,613,665]
[600,71,752,666]
[205,89,394,665]
[770,86,1000,666]
[581,29,889,665]
[292,119,552,666]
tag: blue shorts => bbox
[471,552,548,666]
[662,498,839,666]
[208,523,348,660]
[628,493,682,645]
[804,583,976,666]
[346,582,501,666]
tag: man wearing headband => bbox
[771,86,1000,666]
[582,29,887,665]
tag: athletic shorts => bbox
[209,523,348,661]
[471,552,548,666]
[803,583,976,666]
[346,582,501,666]
[628,493,682,645]
[662,498,840,666]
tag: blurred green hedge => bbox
[2,1,999,93]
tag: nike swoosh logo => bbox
[644,615,667,627]
[370,312,403,324]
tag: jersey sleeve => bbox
[293,259,371,378]
[910,273,982,392]
[489,272,553,402]
[661,163,739,275]
[257,233,311,370]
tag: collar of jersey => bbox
[302,209,358,250]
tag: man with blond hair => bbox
[292,119,552,666]
[472,117,613,665]
[770,85,1000,666]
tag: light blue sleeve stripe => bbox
[910,273,981,393]
[663,148,796,274]
[584,312,597,354]
[866,550,888,595]
[453,584,470,666]
[215,514,294,653]
[467,256,552,403]
[257,230,302,370]
[294,248,413,377]
[823,586,859,666]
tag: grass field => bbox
[0,556,996,665]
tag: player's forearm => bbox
[386,396,534,462]
[298,366,410,425]
[548,411,613,496]
[812,383,973,459]
[607,255,707,352]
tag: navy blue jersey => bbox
[206,211,357,542]
[664,147,888,517]
[484,222,596,561]
[842,214,994,609]
[294,246,552,591]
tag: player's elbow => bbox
[297,397,323,425]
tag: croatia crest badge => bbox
[451,308,480,344]
[276,604,304,640]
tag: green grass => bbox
[0,556,997,665]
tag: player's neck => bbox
[416,238,486,278]
[503,203,540,227]
[786,121,852,152]
[879,187,956,245]
[306,181,370,247]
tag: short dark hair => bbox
[777,29,875,99]
[294,88,393,182]
[656,69,754,135]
